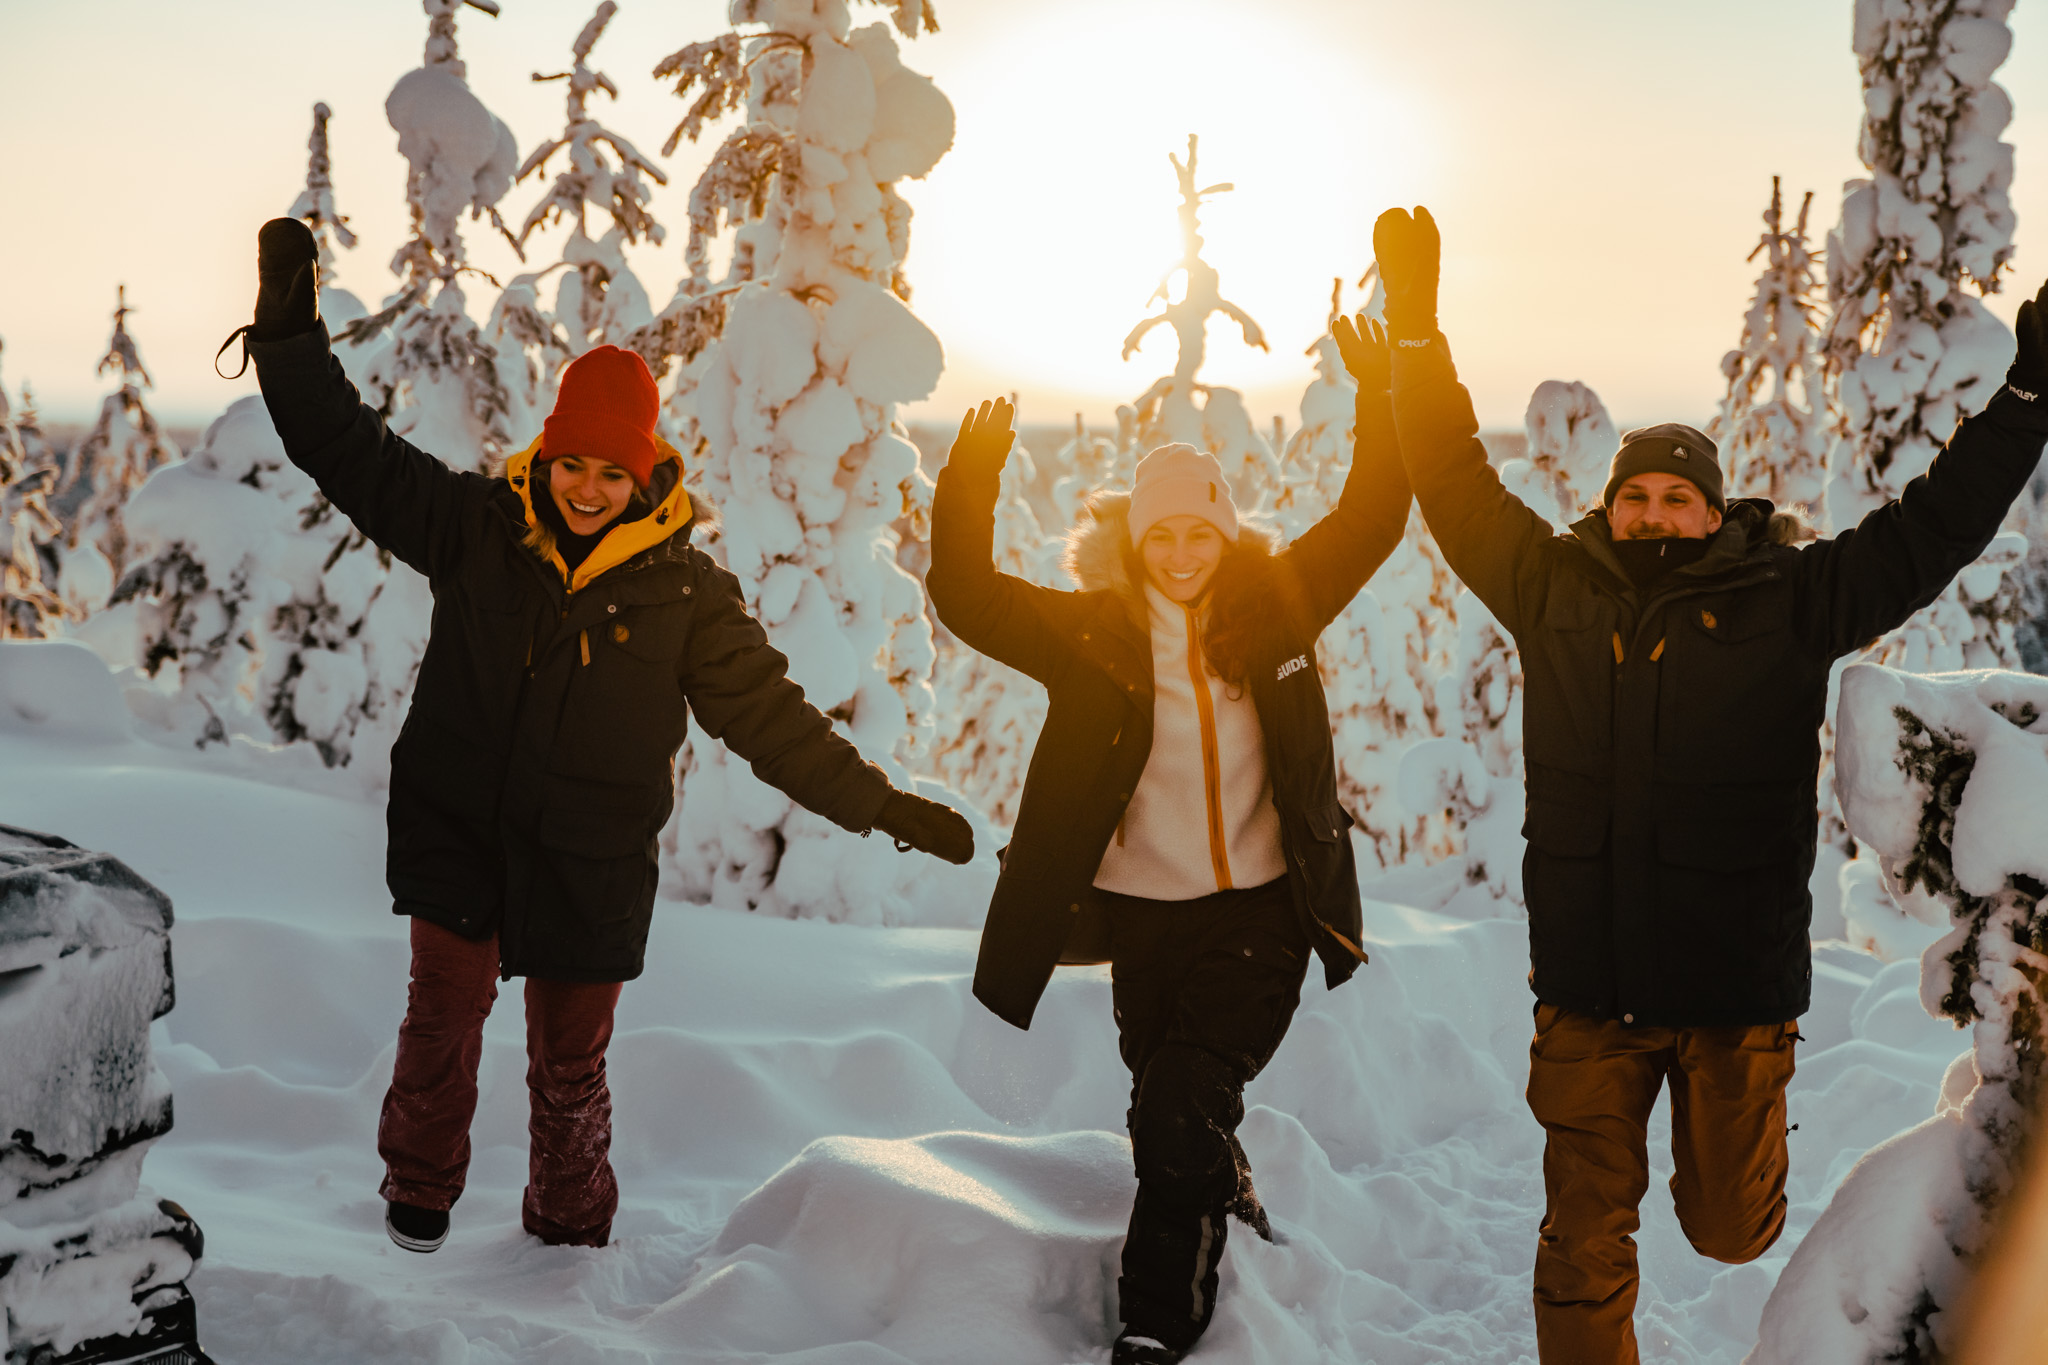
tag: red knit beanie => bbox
[541,345,660,488]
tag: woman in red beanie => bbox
[235,219,972,1253]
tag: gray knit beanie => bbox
[1601,423,1724,511]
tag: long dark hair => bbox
[1124,526,1291,692]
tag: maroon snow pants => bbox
[377,918,624,1247]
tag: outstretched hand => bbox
[1371,206,1441,343]
[2009,277,2048,402]
[947,397,1016,482]
[875,790,975,865]
[1331,312,1391,393]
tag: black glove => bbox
[1371,206,1440,343]
[1330,312,1391,393]
[873,790,975,865]
[2008,277,2048,402]
[254,217,321,342]
[945,396,1016,483]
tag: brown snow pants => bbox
[1526,1003,1797,1365]
[377,918,624,1247]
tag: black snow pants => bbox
[1103,876,1309,1350]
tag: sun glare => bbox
[905,0,1439,423]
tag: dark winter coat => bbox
[1391,336,2048,1027]
[250,328,893,982]
[926,394,1414,1029]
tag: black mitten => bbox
[1371,206,1441,343]
[2008,277,2048,403]
[254,217,321,341]
[873,790,975,865]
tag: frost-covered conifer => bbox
[1046,413,1115,534]
[1824,0,2024,671]
[514,2,668,361]
[346,0,518,469]
[57,288,179,613]
[289,102,369,336]
[650,0,974,923]
[0,342,64,639]
[1122,136,1281,511]
[1501,380,1614,527]
[1753,662,2048,1363]
[1709,177,1828,513]
[1275,276,1376,538]
[111,399,323,748]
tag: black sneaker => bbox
[385,1200,449,1253]
[1112,1334,1186,1365]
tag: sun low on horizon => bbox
[898,0,1442,431]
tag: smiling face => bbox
[1608,473,1723,540]
[1140,514,1227,603]
[547,453,636,536]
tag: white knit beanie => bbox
[1128,443,1240,544]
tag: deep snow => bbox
[0,677,1975,1364]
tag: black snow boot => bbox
[385,1200,449,1253]
[1112,1333,1187,1365]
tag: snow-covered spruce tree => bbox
[926,427,1055,833]
[261,0,515,771]
[645,0,975,923]
[513,1,667,366]
[1047,413,1116,535]
[349,0,518,467]
[1273,277,1358,538]
[111,399,327,748]
[1122,135,1282,513]
[1752,662,2048,1365]
[1501,379,1615,527]
[1824,0,2025,672]
[102,104,378,751]
[0,342,65,639]
[55,287,180,616]
[1709,176,1829,514]
[290,102,370,336]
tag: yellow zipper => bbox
[1182,603,1232,891]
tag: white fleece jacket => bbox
[1093,583,1287,900]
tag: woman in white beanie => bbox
[926,318,1408,1365]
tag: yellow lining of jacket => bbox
[505,433,694,594]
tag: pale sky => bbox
[6,0,2048,435]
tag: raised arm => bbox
[1796,282,2048,657]
[1278,315,1414,636]
[924,398,1077,686]
[240,218,480,582]
[1377,207,1555,637]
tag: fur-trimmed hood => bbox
[1061,488,1282,607]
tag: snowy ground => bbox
[0,713,1966,1364]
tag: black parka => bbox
[1391,337,2048,1027]
[251,328,893,982]
[927,393,1413,1029]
